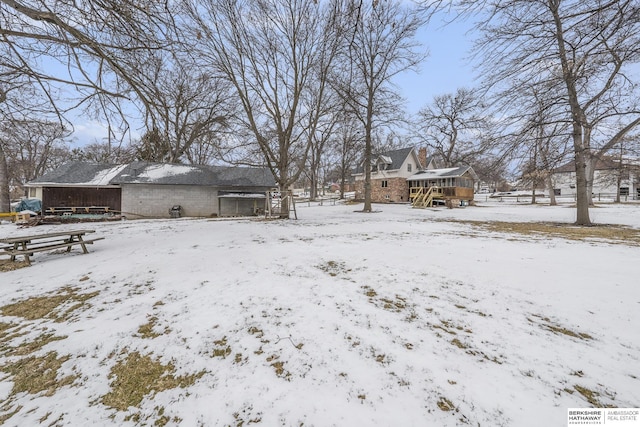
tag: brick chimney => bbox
[417,147,428,170]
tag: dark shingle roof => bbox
[29,161,275,188]
[354,147,414,174]
[553,157,620,173]
[30,161,125,185]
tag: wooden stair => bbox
[412,187,442,208]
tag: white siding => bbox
[552,170,640,200]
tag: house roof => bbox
[424,155,439,169]
[553,156,640,173]
[28,161,276,188]
[28,162,128,186]
[354,147,415,174]
[408,166,478,181]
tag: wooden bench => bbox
[0,230,104,265]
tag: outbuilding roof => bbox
[27,162,127,186]
[28,161,276,188]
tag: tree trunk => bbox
[546,173,557,206]
[363,134,372,212]
[574,144,591,225]
[585,156,595,207]
[0,143,10,212]
[309,167,318,200]
[278,159,290,219]
[550,1,591,225]
[362,89,374,212]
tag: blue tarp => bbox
[13,199,42,213]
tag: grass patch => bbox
[0,322,26,344]
[451,338,468,349]
[2,332,67,357]
[544,324,593,340]
[212,336,232,358]
[101,351,204,411]
[0,260,29,272]
[449,220,640,246]
[530,314,593,340]
[437,397,456,411]
[380,295,407,312]
[362,285,377,298]
[434,319,470,336]
[1,351,77,397]
[0,405,22,424]
[137,316,170,339]
[316,260,351,277]
[574,385,605,407]
[0,287,99,322]
[266,355,291,380]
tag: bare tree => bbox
[69,139,136,164]
[138,58,232,164]
[0,77,65,209]
[513,82,572,205]
[325,114,362,199]
[333,0,427,212]
[188,0,341,218]
[472,155,509,192]
[464,0,640,225]
[1,0,176,116]
[0,0,176,209]
[1,119,71,197]
[417,87,491,167]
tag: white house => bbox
[551,157,640,200]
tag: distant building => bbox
[551,157,640,200]
[352,147,429,203]
[352,147,476,205]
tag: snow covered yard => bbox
[0,201,639,426]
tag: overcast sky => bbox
[69,11,477,147]
[394,12,477,116]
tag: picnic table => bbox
[46,206,111,215]
[0,229,104,265]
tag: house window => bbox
[29,188,36,197]
[407,163,412,172]
[620,187,629,196]
[554,189,561,196]
[569,184,575,189]
[381,180,388,188]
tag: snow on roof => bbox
[409,167,468,180]
[29,161,276,188]
[134,164,198,180]
[420,167,459,176]
[84,165,128,186]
